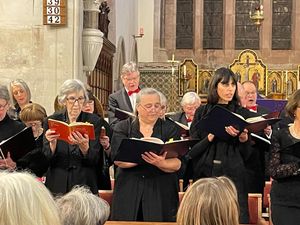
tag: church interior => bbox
[2,1,300,224]
[1,0,298,114]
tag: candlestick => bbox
[140,27,144,35]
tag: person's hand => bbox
[114,161,138,168]
[264,125,272,137]
[100,135,110,150]
[238,128,249,143]
[225,126,240,137]
[0,152,16,170]
[69,131,89,154]
[208,133,215,142]
[45,129,60,153]
[141,151,167,167]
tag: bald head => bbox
[242,81,257,107]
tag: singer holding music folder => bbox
[110,88,182,222]
[189,67,257,224]
[0,84,26,170]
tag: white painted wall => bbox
[0,0,83,115]
[138,0,154,62]
[115,0,138,61]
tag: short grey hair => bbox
[134,87,161,116]
[9,79,31,105]
[0,84,11,102]
[158,91,167,107]
[56,186,110,225]
[180,91,201,106]
[120,61,140,78]
[57,79,88,104]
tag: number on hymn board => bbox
[47,16,61,24]
[47,0,61,6]
[46,6,60,15]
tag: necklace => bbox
[290,125,300,139]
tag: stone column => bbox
[82,0,104,73]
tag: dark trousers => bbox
[271,204,300,225]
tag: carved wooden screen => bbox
[88,38,115,113]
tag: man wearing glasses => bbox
[108,61,141,128]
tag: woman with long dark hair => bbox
[189,67,256,223]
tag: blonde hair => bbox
[56,186,110,225]
[9,79,31,106]
[177,176,239,225]
[0,171,61,225]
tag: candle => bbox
[183,65,187,76]
[172,54,175,62]
[140,27,144,35]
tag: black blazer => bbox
[108,88,133,128]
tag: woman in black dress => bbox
[0,84,25,169]
[111,87,181,222]
[269,89,300,225]
[189,67,256,223]
[43,79,103,194]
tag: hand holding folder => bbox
[115,137,199,164]
[197,105,281,140]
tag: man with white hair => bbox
[170,91,201,128]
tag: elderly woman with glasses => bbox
[110,87,181,222]
[0,84,26,170]
[43,79,102,195]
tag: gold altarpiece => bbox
[139,50,299,112]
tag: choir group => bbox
[0,61,299,225]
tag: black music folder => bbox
[115,108,136,120]
[115,137,199,164]
[197,105,280,140]
[0,127,35,161]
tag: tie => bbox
[247,105,257,112]
[186,118,192,123]
[128,88,140,96]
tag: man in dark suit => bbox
[108,62,141,128]
[170,91,201,129]
[242,81,272,196]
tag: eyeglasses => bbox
[0,102,8,110]
[25,121,42,128]
[139,103,162,112]
[84,100,94,106]
[123,76,139,82]
[13,89,25,96]
[66,96,85,104]
[245,91,256,96]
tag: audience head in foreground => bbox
[0,171,61,225]
[56,186,110,225]
[177,176,239,225]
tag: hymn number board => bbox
[43,0,67,25]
